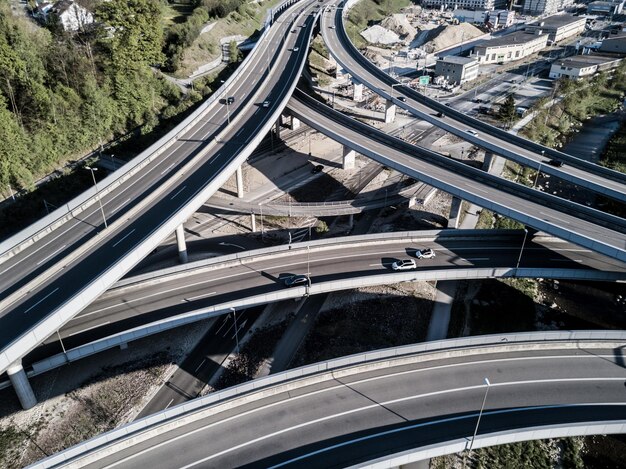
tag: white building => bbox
[472,31,549,64]
[525,14,586,43]
[52,0,94,32]
[421,0,507,10]
[453,9,515,29]
[549,54,622,79]
[520,0,574,16]
[435,56,480,84]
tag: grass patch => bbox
[162,1,195,26]
[601,119,626,174]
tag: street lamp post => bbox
[533,162,542,188]
[85,166,108,229]
[230,307,240,353]
[515,229,529,271]
[468,378,491,452]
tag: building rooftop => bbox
[437,56,478,65]
[555,54,622,68]
[478,31,547,47]
[527,14,585,29]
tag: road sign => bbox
[419,76,430,85]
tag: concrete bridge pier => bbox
[251,213,257,232]
[289,116,301,130]
[448,196,462,229]
[236,165,244,198]
[353,82,364,102]
[342,145,356,170]
[8,362,37,409]
[384,99,396,123]
[274,119,282,140]
[482,151,494,171]
[176,224,188,263]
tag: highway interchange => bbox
[1,0,626,465]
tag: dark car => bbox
[547,159,564,167]
[227,96,235,105]
[284,274,309,287]
[312,164,324,174]
[436,112,444,118]
[397,96,406,102]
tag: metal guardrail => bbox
[28,331,626,468]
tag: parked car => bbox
[547,159,564,167]
[415,248,436,259]
[392,259,417,271]
[284,274,309,287]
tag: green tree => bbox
[228,40,241,63]
[499,94,516,125]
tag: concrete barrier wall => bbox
[28,332,626,468]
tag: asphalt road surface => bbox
[76,345,626,468]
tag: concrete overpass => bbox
[14,230,624,388]
[28,331,626,468]
[321,0,626,203]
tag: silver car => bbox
[392,259,417,271]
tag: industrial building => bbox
[598,33,626,54]
[453,9,515,29]
[520,0,574,16]
[587,0,625,15]
[549,54,623,79]
[525,14,586,43]
[435,56,480,84]
[472,31,549,64]
[421,0,506,10]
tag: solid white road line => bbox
[170,186,187,200]
[194,359,207,373]
[68,321,111,336]
[102,354,624,468]
[112,229,136,248]
[23,287,59,314]
[183,291,217,302]
[36,244,67,266]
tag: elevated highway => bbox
[29,332,626,468]
[321,0,626,203]
[18,230,625,381]
[288,91,626,262]
[0,0,320,404]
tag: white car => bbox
[293,47,300,52]
[392,259,417,271]
[262,101,270,108]
[415,248,436,259]
[466,129,478,136]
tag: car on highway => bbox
[415,248,435,259]
[436,112,444,118]
[329,25,335,29]
[262,101,271,108]
[397,96,406,102]
[391,259,417,271]
[227,96,235,105]
[284,274,309,287]
[293,47,300,52]
[466,129,478,136]
[547,159,564,167]
[312,164,324,174]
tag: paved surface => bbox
[0,0,320,370]
[30,232,623,356]
[289,92,626,261]
[321,0,626,201]
[75,345,626,468]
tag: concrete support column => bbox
[7,362,36,410]
[236,165,244,199]
[352,82,364,102]
[175,224,188,263]
[251,213,257,232]
[274,119,282,140]
[448,196,462,229]
[342,145,356,170]
[385,99,397,123]
[289,116,301,130]
[348,213,354,228]
[482,151,494,171]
